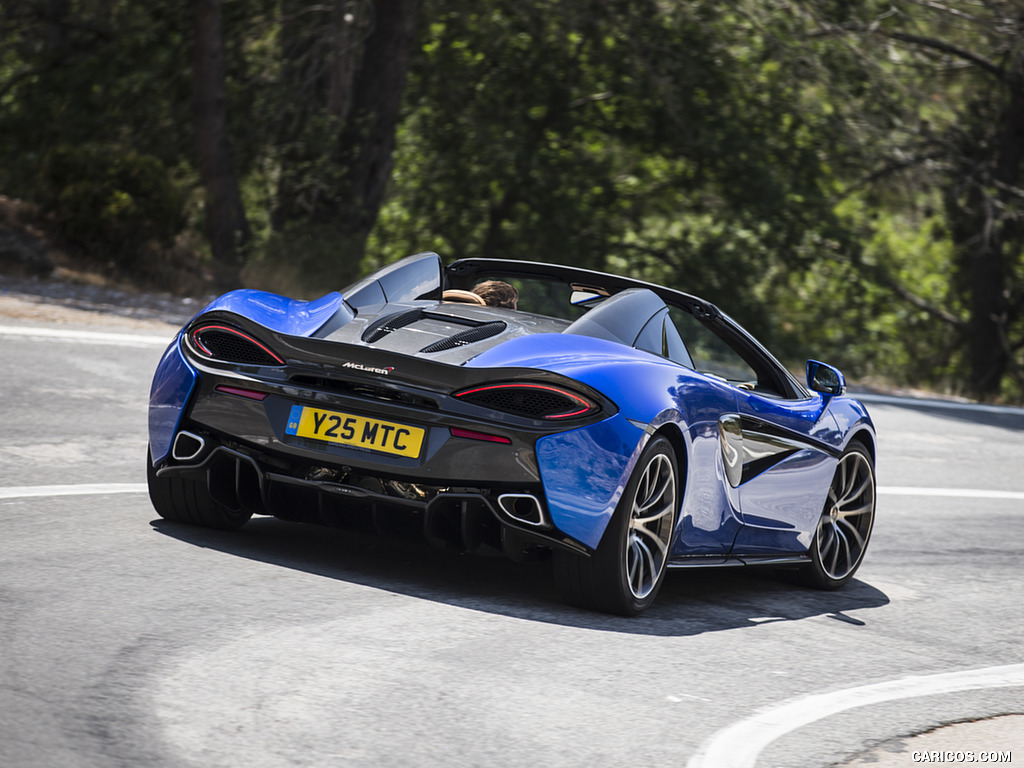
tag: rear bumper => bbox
[184,374,550,485]
[155,441,591,556]
[149,331,627,555]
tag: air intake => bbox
[453,382,597,420]
[190,325,284,366]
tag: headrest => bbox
[442,289,487,306]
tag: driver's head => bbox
[472,280,518,309]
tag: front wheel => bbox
[554,436,679,615]
[796,440,875,589]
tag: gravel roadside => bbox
[0,272,212,332]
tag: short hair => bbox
[472,280,518,309]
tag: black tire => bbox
[146,449,252,530]
[554,436,679,616]
[794,440,875,590]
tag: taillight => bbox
[454,383,597,420]
[189,325,284,366]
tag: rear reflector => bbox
[215,385,268,401]
[449,427,512,444]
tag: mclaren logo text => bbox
[343,362,395,376]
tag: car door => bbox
[665,304,841,556]
[730,389,840,554]
[639,308,743,556]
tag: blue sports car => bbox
[148,253,876,615]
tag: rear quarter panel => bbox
[196,290,347,337]
[148,333,197,464]
[467,334,743,552]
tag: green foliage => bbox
[39,144,186,265]
[777,197,966,388]
[0,3,193,187]
[373,0,860,352]
[3,0,1024,399]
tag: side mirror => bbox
[806,359,846,396]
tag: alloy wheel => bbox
[816,448,875,581]
[625,452,677,599]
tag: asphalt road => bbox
[1,309,1022,768]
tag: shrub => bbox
[39,144,185,268]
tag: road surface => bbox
[1,299,1021,767]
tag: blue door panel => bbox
[672,420,742,556]
[732,449,837,553]
[729,391,842,553]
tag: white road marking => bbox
[0,483,148,500]
[879,486,1024,500]
[668,693,713,703]
[0,324,170,347]
[686,662,1024,768]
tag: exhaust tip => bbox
[498,493,546,527]
[172,431,206,462]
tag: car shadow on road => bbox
[151,515,890,637]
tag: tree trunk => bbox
[966,57,1024,398]
[193,0,250,283]
[265,0,422,294]
[326,0,423,238]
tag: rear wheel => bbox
[796,440,875,589]
[554,436,679,615]
[146,449,252,530]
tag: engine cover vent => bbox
[420,322,507,353]
[361,308,425,343]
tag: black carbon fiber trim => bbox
[420,321,507,353]
[361,308,425,343]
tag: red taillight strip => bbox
[544,405,592,419]
[191,325,285,365]
[454,382,595,420]
[449,427,512,444]
[215,385,268,401]
[191,332,213,355]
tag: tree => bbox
[193,0,251,282]
[0,2,194,275]
[794,0,1024,399]
[377,0,850,344]
[266,0,424,291]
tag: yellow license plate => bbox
[285,405,425,458]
